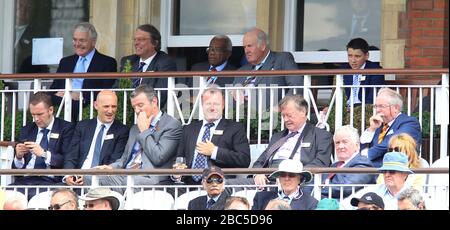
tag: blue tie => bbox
[351,74,359,103]
[206,198,215,209]
[91,124,105,167]
[133,62,146,88]
[192,123,215,182]
[126,125,156,169]
[34,129,49,169]
[73,57,86,89]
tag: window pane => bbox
[177,0,256,35]
[299,0,381,51]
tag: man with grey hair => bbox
[321,125,375,198]
[95,84,182,192]
[191,35,236,87]
[50,22,117,121]
[397,187,426,210]
[360,87,421,167]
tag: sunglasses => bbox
[279,172,298,178]
[48,200,71,210]
[388,147,401,152]
[83,203,96,209]
[206,177,223,184]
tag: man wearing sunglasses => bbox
[49,188,79,210]
[188,166,229,210]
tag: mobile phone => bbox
[17,139,28,144]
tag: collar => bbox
[202,117,222,127]
[151,111,163,127]
[210,61,227,71]
[278,186,302,201]
[339,151,359,166]
[140,52,157,71]
[80,48,96,63]
[253,51,271,70]
[290,122,306,135]
[207,193,221,202]
[39,116,55,133]
[96,118,113,130]
[386,112,401,127]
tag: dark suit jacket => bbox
[64,119,129,169]
[120,51,177,109]
[343,60,384,104]
[190,61,236,87]
[252,189,318,210]
[13,117,74,169]
[188,193,230,210]
[253,122,333,168]
[50,49,117,103]
[364,113,422,167]
[177,119,250,184]
[321,153,376,198]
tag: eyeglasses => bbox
[206,177,224,184]
[83,203,96,209]
[388,147,401,152]
[279,172,298,178]
[206,47,226,54]
[133,37,151,43]
[48,200,71,210]
[373,104,391,109]
[382,170,398,174]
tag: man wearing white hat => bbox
[81,187,120,210]
[252,159,318,210]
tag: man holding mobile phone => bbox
[10,92,75,199]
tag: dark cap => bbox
[202,166,224,180]
[351,192,385,209]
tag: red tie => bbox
[207,67,217,83]
[327,161,344,180]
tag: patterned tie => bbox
[126,125,156,169]
[91,124,105,167]
[377,123,389,144]
[263,131,299,166]
[72,57,86,89]
[133,62,146,88]
[207,67,217,84]
[327,161,345,180]
[206,198,216,209]
[192,123,215,182]
[34,129,49,169]
[351,74,359,104]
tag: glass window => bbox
[297,0,381,51]
[176,0,256,35]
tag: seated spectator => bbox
[3,194,26,210]
[252,159,318,210]
[264,198,292,210]
[188,166,230,210]
[315,198,340,210]
[375,133,426,192]
[81,187,120,210]
[321,125,376,198]
[373,151,414,210]
[224,196,251,210]
[397,187,426,210]
[351,192,384,210]
[49,188,79,210]
[360,87,422,167]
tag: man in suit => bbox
[49,22,117,121]
[252,159,318,210]
[360,88,422,167]
[233,28,303,109]
[175,87,250,185]
[120,24,177,109]
[188,166,230,210]
[10,92,74,198]
[321,125,376,199]
[343,37,384,107]
[95,84,182,191]
[250,95,333,187]
[190,35,236,87]
[63,90,129,186]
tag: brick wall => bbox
[400,0,449,68]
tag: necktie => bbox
[126,125,156,169]
[73,57,86,89]
[351,74,359,104]
[192,123,215,182]
[207,67,217,84]
[377,123,389,144]
[133,62,146,88]
[264,131,299,165]
[326,161,345,180]
[35,129,49,169]
[91,124,105,167]
[206,198,216,209]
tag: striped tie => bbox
[377,123,389,144]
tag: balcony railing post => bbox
[440,73,449,160]
[64,78,72,122]
[304,75,311,120]
[335,74,344,130]
[167,77,175,117]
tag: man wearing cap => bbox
[81,187,120,210]
[252,159,318,210]
[188,166,230,210]
[373,151,414,210]
[351,192,384,210]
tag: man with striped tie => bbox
[360,88,422,167]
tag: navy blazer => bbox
[188,193,230,210]
[364,113,422,167]
[252,189,318,210]
[13,117,74,169]
[343,60,385,104]
[120,51,177,109]
[63,119,129,169]
[190,61,237,87]
[253,122,333,168]
[50,49,117,102]
[321,153,376,198]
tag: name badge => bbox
[213,130,223,135]
[50,133,59,139]
[359,75,366,81]
[105,134,114,140]
[301,142,311,148]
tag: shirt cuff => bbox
[210,147,218,160]
[360,129,375,144]
[44,151,52,165]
